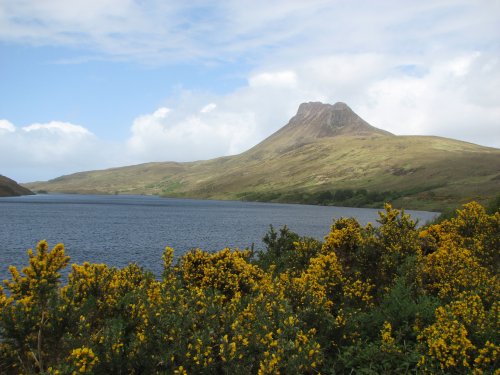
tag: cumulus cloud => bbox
[22,121,93,136]
[249,71,297,88]
[127,104,257,162]
[200,103,216,113]
[359,52,500,146]
[0,120,116,182]
[0,120,16,133]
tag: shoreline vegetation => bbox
[28,184,498,213]
[238,187,438,208]
[1,201,499,374]
[30,188,438,208]
[32,187,445,213]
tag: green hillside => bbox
[25,102,500,211]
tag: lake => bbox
[0,194,438,281]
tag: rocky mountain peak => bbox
[296,101,350,116]
[246,101,394,156]
[288,101,392,138]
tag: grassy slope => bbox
[25,134,500,211]
[0,175,34,197]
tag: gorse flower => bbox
[68,347,98,374]
[0,202,498,374]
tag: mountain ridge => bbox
[25,102,500,210]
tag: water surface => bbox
[0,194,438,281]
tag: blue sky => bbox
[0,0,499,182]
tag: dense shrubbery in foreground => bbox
[0,202,498,374]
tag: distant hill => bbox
[0,175,34,197]
[26,102,500,211]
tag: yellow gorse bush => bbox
[0,201,498,374]
[68,347,98,374]
[380,321,400,353]
[5,240,69,302]
[178,247,263,298]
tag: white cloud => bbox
[200,103,217,113]
[0,120,117,181]
[359,52,500,147]
[2,1,498,64]
[152,107,170,119]
[249,71,297,88]
[127,105,257,162]
[0,120,16,133]
[22,121,93,136]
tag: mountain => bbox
[0,175,34,197]
[258,101,392,149]
[25,102,500,210]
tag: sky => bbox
[0,0,499,182]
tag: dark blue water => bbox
[0,194,438,281]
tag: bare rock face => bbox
[289,101,393,138]
[254,101,393,154]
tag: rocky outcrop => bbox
[253,102,393,154]
[290,101,393,137]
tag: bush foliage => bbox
[239,188,403,207]
[1,202,498,374]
